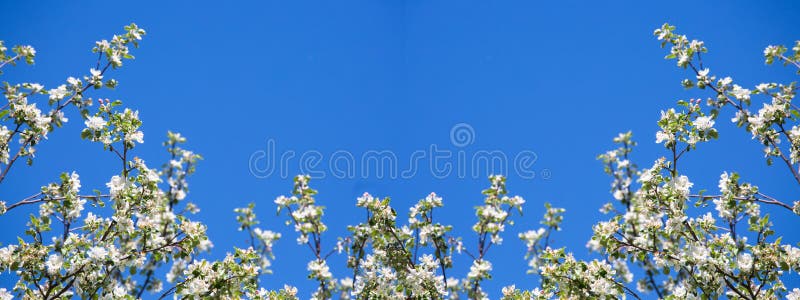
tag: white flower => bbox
[613,189,625,200]
[788,288,800,300]
[519,228,546,246]
[490,234,503,245]
[730,110,747,124]
[689,40,708,51]
[173,189,186,201]
[617,159,630,169]
[53,110,69,123]
[67,77,81,87]
[66,198,86,220]
[666,175,693,198]
[66,172,81,193]
[85,116,107,130]
[424,192,443,206]
[718,172,731,194]
[697,212,716,228]
[296,174,309,186]
[587,239,602,251]
[291,205,318,219]
[697,68,710,78]
[184,278,209,295]
[46,254,63,275]
[49,85,69,101]
[83,212,101,228]
[655,131,672,144]
[128,27,144,40]
[789,125,800,141]
[0,125,9,140]
[594,221,619,238]
[95,40,110,51]
[737,253,753,272]
[673,284,688,297]
[110,54,122,66]
[590,278,615,296]
[0,288,12,300]
[89,68,103,82]
[639,169,654,183]
[33,114,52,130]
[655,27,670,40]
[253,228,280,244]
[126,131,144,144]
[18,45,35,56]
[106,175,131,197]
[0,245,17,265]
[197,239,213,252]
[713,198,735,219]
[274,195,289,206]
[764,45,780,56]
[181,221,205,238]
[748,114,766,128]
[27,83,44,93]
[307,259,332,279]
[419,254,439,270]
[480,205,507,220]
[340,277,354,289]
[677,53,690,66]
[506,195,525,206]
[283,285,298,296]
[110,284,127,297]
[145,169,161,183]
[693,116,715,131]
[446,278,459,288]
[688,244,709,264]
[730,85,751,102]
[467,259,492,280]
[502,285,517,296]
[87,246,108,262]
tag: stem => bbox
[0,54,22,69]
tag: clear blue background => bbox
[2,1,799,298]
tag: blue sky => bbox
[2,0,800,298]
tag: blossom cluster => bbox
[503,24,800,299]
[0,25,298,300]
